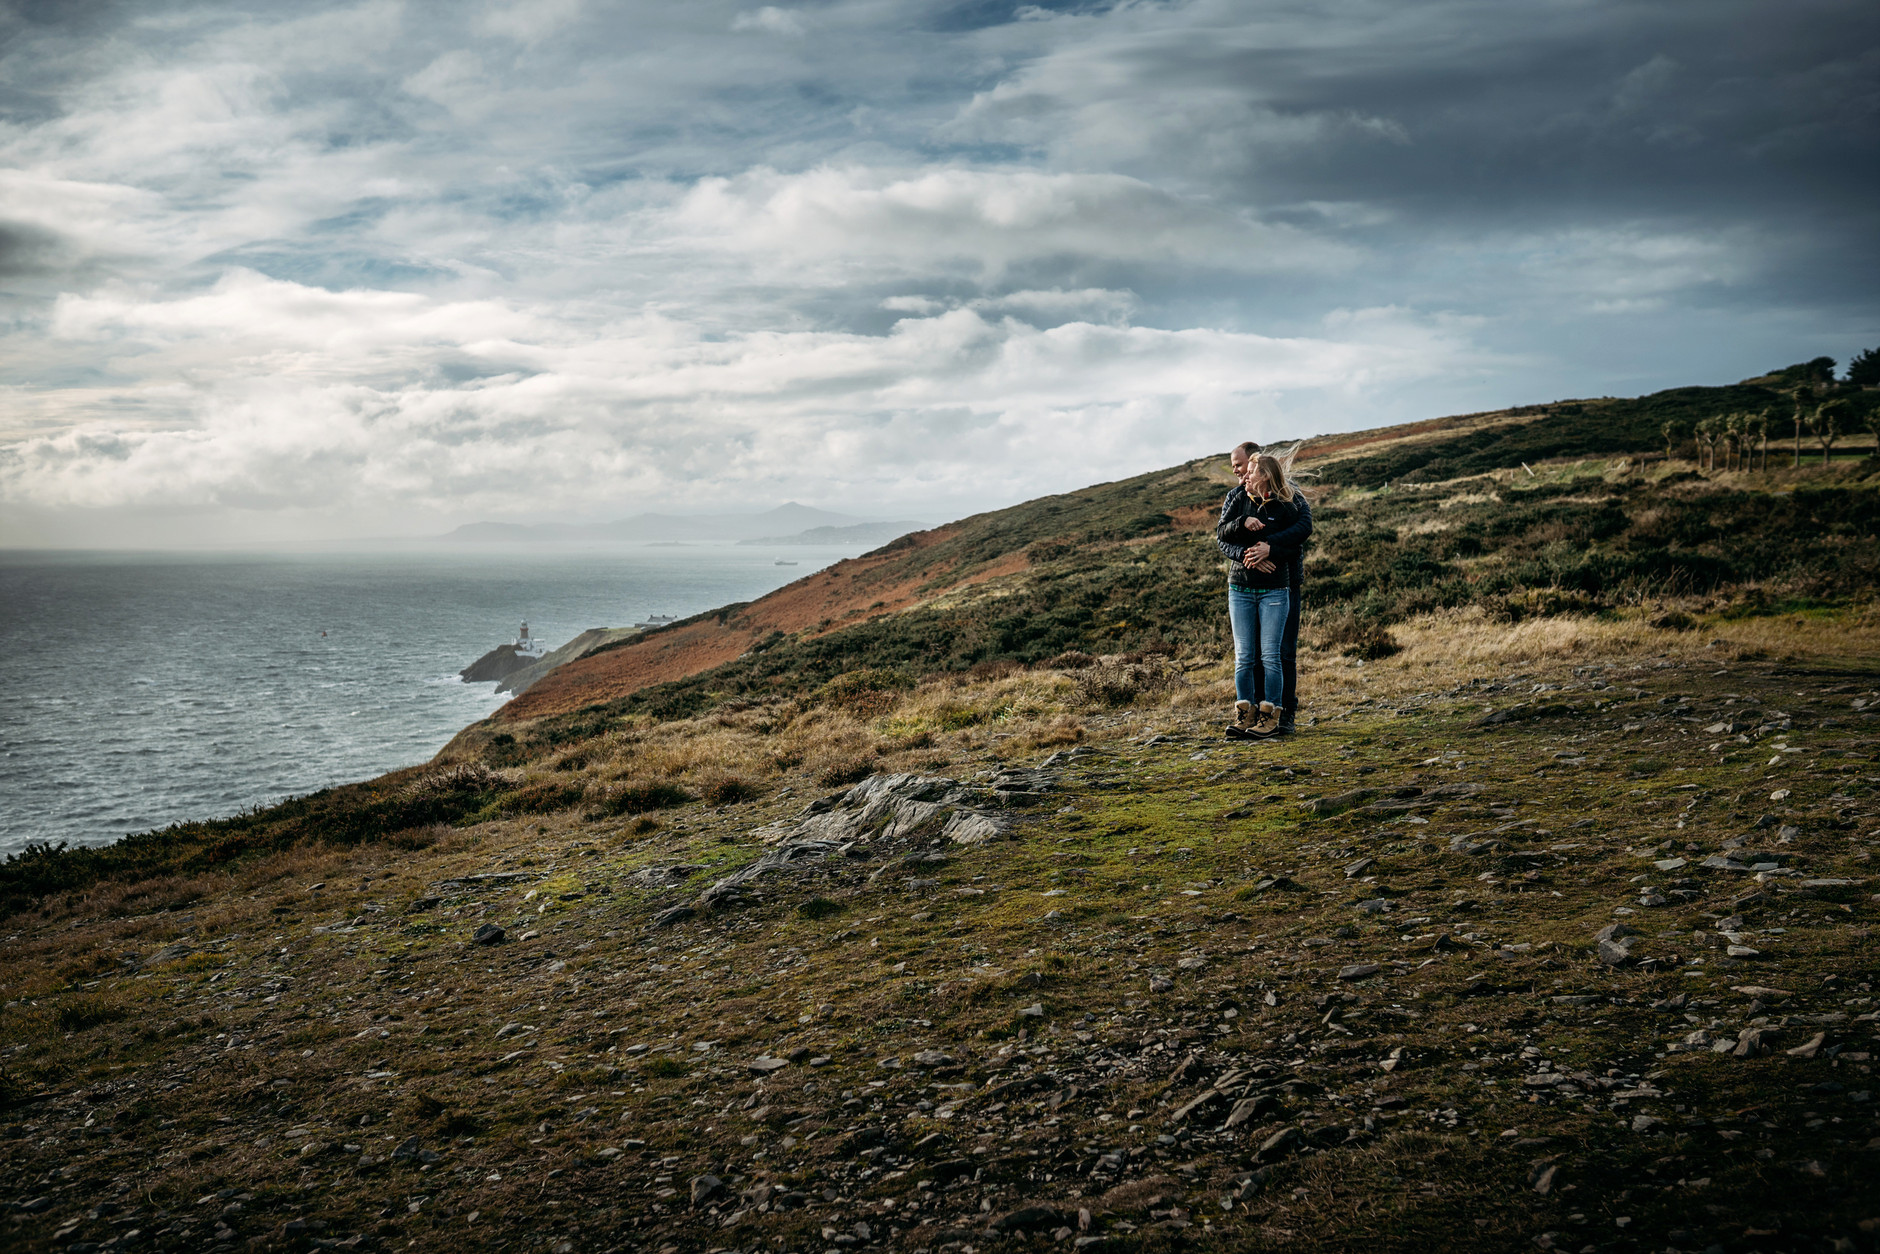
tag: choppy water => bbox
[0,545,858,857]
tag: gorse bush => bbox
[815,668,914,717]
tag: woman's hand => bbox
[1241,516,1266,533]
[1244,541,1272,566]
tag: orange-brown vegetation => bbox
[499,524,1036,721]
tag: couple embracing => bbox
[1216,441,1310,740]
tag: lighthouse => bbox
[515,621,547,658]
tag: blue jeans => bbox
[1229,585,1289,709]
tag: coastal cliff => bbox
[460,626,643,696]
[458,642,535,684]
[492,626,641,695]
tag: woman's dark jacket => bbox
[1217,488,1311,591]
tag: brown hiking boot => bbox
[1234,700,1255,730]
[1251,701,1281,737]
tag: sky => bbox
[1,0,1876,546]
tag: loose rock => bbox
[1786,1032,1826,1059]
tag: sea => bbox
[0,545,862,859]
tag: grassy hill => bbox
[3,374,1879,1254]
[458,374,1880,745]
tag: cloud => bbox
[479,0,584,45]
[732,7,806,37]
[2,271,1481,519]
[0,0,1873,542]
[670,165,1353,280]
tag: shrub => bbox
[816,668,914,717]
[1009,716,1085,754]
[701,776,763,806]
[1076,659,1179,707]
[404,1093,448,1122]
[501,779,589,814]
[1041,651,1099,670]
[403,763,510,801]
[796,897,844,920]
[1493,587,1607,622]
[385,824,446,851]
[1315,616,1401,660]
[439,1110,483,1136]
[640,1056,687,1078]
[585,781,695,817]
[813,753,878,787]
[56,994,131,1032]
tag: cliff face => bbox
[493,627,642,695]
[458,643,534,684]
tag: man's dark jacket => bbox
[1217,487,1313,590]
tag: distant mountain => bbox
[738,520,927,547]
[440,503,871,544]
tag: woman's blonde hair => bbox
[1251,452,1292,501]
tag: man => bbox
[1217,441,1312,733]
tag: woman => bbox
[1216,453,1298,739]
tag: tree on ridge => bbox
[1792,385,1815,468]
[1661,419,1682,464]
[1809,398,1850,467]
[1844,347,1879,387]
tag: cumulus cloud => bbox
[0,0,1873,542]
[2,270,1480,519]
[669,165,1352,279]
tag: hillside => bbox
[3,374,1880,1254]
[457,375,1880,745]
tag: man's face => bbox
[1230,452,1252,484]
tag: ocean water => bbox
[0,545,860,858]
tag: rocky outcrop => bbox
[460,644,535,684]
[494,628,641,696]
[695,770,1037,909]
[461,628,643,695]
